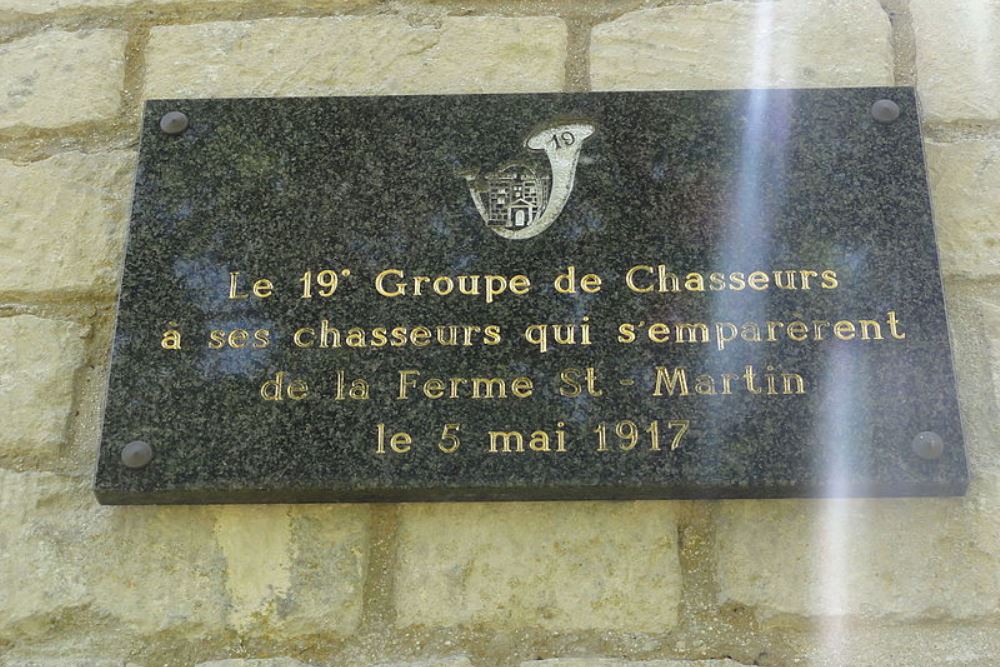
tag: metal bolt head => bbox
[159,111,189,135]
[911,431,944,461]
[871,99,900,123]
[121,440,154,469]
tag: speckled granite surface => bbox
[95,88,967,504]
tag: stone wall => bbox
[1,0,998,665]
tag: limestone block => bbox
[197,660,317,667]
[371,657,473,667]
[0,0,364,11]
[0,469,229,639]
[945,286,1000,478]
[590,1,893,91]
[0,30,125,131]
[925,140,1000,278]
[0,151,135,296]
[792,622,1000,666]
[0,315,88,459]
[280,505,370,635]
[395,502,682,632]
[714,475,1000,620]
[0,0,124,9]
[911,0,1000,123]
[522,661,744,667]
[982,299,1000,407]
[213,504,371,635]
[144,16,566,99]
[0,471,90,636]
[5,660,143,667]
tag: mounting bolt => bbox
[121,440,154,469]
[871,99,900,123]
[911,431,944,461]
[159,111,189,135]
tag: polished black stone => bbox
[95,88,968,504]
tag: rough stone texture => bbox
[197,660,317,667]
[0,151,135,296]
[925,140,1000,278]
[789,622,1000,667]
[0,30,126,131]
[590,1,893,91]
[213,505,370,635]
[0,0,122,10]
[395,502,682,632]
[0,316,88,460]
[0,0,364,11]
[982,298,1000,404]
[945,285,1000,480]
[144,16,566,99]
[911,0,1000,123]
[4,660,143,667]
[714,476,1000,620]
[372,657,473,667]
[522,661,745,667]
[0,468,228,640]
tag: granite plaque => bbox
[95,88,968,504]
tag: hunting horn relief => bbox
[463,122,595,240]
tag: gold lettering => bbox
[471,377,508,399]
[489,431,525,453]
[859,319,884,340]
[511,376,534,398]
[821,269,839,289]
[252,278,273,298]
[715,322,738,350]
[648,322,671,343]
[887,310,906,339]
[799,269,818,289]
[786,321,809,341]
[747,271,770,290]
[675,322,709,344]
[624,265,654,293]
[834,320,856,340]
[653,366,689,397]
[161,322,182,350]
[228,271,248,300]
[684,272,705,292]
[375,268,405,297]
[398,369,419,399]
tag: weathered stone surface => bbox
[0,151,134,296]
[590,0,892,91]
[925,140,1000,278]
[0,316,88,459]
[372,657,473,667]
[144,16,565,99]
[943,285,1000,478]
[0,0,364,11]
[0,30,126,131]
[213,505,370,635]
[714,476,1000,620]
[790,622,1000,667]
[0,0,122,10]
[395,502,681,631]
[4,659,143,667]
[522,661,745,667]
[281,505,371,635]
[0,469,228,639]
[196,659,317,667]
[911,0,1000,123]
[981,298,1000,408]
